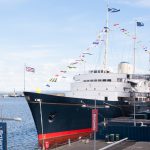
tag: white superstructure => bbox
[66,62,150,102]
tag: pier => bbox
[51,139,150,150]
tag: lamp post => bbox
[81,100,110,150]
[131,87,136,127]
[145,50,150,72]
[133,92,136,127]
[35,99,44,150]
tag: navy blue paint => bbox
[0,122,7,150]
[97,124,150,141]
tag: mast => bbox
[133,20,137,74]
[103,0,109,71]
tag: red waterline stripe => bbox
[38,128,92,140]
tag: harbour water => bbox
[0,97,38,150]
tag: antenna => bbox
[103,0,109,71]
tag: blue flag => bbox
[108,8,120,13]
[137,22,144,27]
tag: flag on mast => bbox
[26,66,35,73]
[137,22,144,27]
[108,8,120,13]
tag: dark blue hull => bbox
[24,92,133,148]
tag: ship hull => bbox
[24,92,132,149]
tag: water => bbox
[0,97,39,150]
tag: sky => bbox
[0,0,150,92]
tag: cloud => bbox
[113,0,150,7]
[2,49,55,62]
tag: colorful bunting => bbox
[93,41,99,45]
[83,52,93,55]
[76,59,84,62]
[46,84,50,87]
[120,28,127,32]
[113,23,119,26]
[67,66,77,69]
[47,28,106,85]
[60,70,67,73]
[113,22,149,53]
[62,76,67,78]
[49,78,57,82]
[70,62,78,65]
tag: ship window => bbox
[26,96,30,101]
[101,70,103,73]
[127,74,130,79]
[117,78,122,82]
[90,80,93,82]
[98,70,100,73]
[105,97,108,101]
[94,79,97,82]
[87,80,89,82]
[94,70,97,73]
[103,79,106,82]
[139,98,142,101]
[94,88,96,91]
[107,79,111,82]
[98,79,101,82]
[83,80,86,82]
[48,112,56,123]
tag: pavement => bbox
[123,142,150,150]
[52,140,150,150]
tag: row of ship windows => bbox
[83,78,124,83]
[83,79,111,82]
[90,70,110,73]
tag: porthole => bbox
[48,112,56,123]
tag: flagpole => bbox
[145,50,150,72]
[104,0,109,70]
[24,64,26,91]
[104,0,109,71]
[133,20,137,74]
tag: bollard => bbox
[110,134,114,142]
[44,141,49,149]
[105,134,109,142]
[68,139,71,146]
[115,134,119,141]
[85,139,89,144]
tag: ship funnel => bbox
[118,62,133,74]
